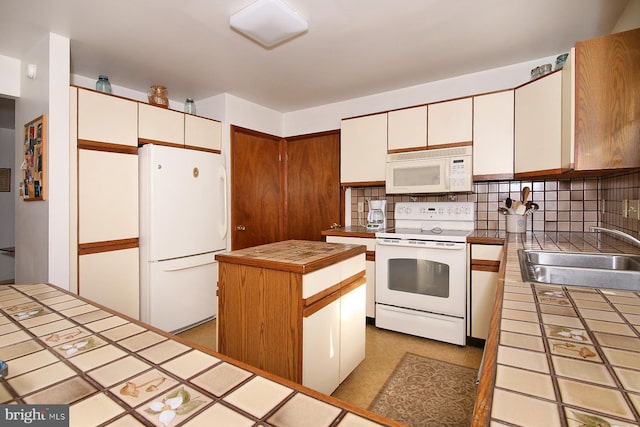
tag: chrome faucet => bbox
[590,226,640,248]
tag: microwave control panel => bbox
[448,156,471,191]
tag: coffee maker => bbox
[367,200,387,230]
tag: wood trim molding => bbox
[78,238,139,255]
[78,140,138,155]
[472,240,508,426]
[303,270,366,317]
[340,181,386,188]
[137,138,184,149]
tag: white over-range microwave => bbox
[385,146,472,194]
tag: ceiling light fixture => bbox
[230,0,308,48]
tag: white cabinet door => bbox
[325,236,375,318]
[340,113,387,183]
[473,90,514,178]
[387,106,427,151]
[470,270,498,340]
[139,103,185,146]
[302,297,341,395]
[78,150,139,244]
[79,248,139,319]
[515,72,570,174]
[77,89,138,146]
[468,244,503,340]
[185,115,222,151]
[339,282,366,383]
[427,98,473,146]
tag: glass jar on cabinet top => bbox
[184,98,196,115]
[95,75,112,94]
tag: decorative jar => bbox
[148,85,169,108]
[95,75,112,94]
[184,98,196,115]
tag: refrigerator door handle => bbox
[163,260,217,272]
[219,165,228,239]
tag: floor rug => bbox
[368,352,478,427]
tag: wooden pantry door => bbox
[230,126,342,250]
[230,126,284,250]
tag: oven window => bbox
[387,258,449,298]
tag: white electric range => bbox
[375,202,475,345]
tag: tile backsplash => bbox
[350,170,640,236]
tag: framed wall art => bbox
[22,114,47,201]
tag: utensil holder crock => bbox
[506,214,527,233]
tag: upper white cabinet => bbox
[340,113,387,184]
[185,115,222,151]
[473,90,514,178]
[427,98,473,146]
[77,89,138,146]
[515,71,571,175]
[139,103,185,146]
[387,106,427,151]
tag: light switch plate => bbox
[628,200,640,220]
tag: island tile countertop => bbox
[321,227,380,239]
[0,283,402,427]
[475,231,640,427]
[215,240,366,274]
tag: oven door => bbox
[375,239,466,317]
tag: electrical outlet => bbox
[623,199,629,218]
[629,200,640,220]
[357,202,365,213]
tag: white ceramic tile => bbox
[224,376,293,418]
[70,392,126,427]
[183,403,254,427]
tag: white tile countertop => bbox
[0,283,403,427]
[474,231,640,427]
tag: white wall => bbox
[612,0,640,33]
[0,128,15,281]
[0,55,20,98]
[14,33,70,287]
[282,54,559,137]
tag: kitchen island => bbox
[215,240,367,396]
[0,281,401,427]
[473,231,640,427]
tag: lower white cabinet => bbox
[79,248,140,319]
[468,244,503,340]
[325,236,376,318]
[302,281,366,395]
[339,283,367,382]
[303,296,341,394]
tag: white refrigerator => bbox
[139,144,227,333]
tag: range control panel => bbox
[394,202,475,222]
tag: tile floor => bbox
[177,320,484,410]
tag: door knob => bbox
[235,225,246,231]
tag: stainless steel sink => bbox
[518,250,640,291]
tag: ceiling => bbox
[0,0,631,113]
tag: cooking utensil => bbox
[515,204,527,215]
[498,207,509,215]
[521,186,530,204]
[505,198,512,208]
